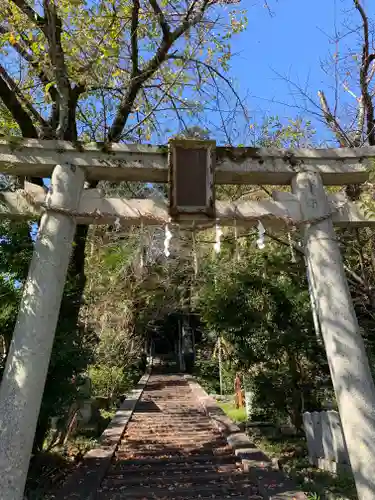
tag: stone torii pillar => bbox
[292,171,375,500]
[0,163,85,500]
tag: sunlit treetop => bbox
[0,0,248,143]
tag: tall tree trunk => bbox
[59,92,91,318]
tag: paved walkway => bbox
[97,373,261,499]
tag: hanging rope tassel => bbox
[192,228,198,277]
[114,216,121,231]
[256,220,266,249]
[234,219,240,262]
[288,231,296,263]
[139,221,144,270]
[164,223,172,257]
[214,223,223,254]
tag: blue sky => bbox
[45,1,374,184]
[21,1,375,241]
[226,0,375,144]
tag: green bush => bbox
[198,248,331,430]
[193,350,237,395]
[193,352,220,394]
[89,357,145,403]
[89,364,130,401]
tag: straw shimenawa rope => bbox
[19,189,347,231]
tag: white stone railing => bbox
[303,410,352,474]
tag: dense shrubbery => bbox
[89,361,144,403]
[0,219,147,453]
[193,348,237,395]
[197,244,332,430]
[0,276,20,379]
[193,351,220,394]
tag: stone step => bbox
[99,372,259,500]
[120,436,226,441]
[133,405,204,408]
[126,425,216,433]
[107,462,241,475]
[116,447,232,457]
[135,412,205,415]
[123,425,225,434]
[134,408,208,416]
[98,480,259,498]
[98,492,260,500]
[122,429,223,436]
[132,417,208,420]
[117,443,231,451]
[115,452,233,461]
[129,420,210,425]
[112,453,239,467]
[118,438,228,447]
[102,470,247,487]
[127,421,216,426]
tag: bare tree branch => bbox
[0,25,54,90]
[0,71,38,138]
[168,54,247,122]
[264,231,304,257]
[43,0,71,139]
[148,0,171,40]
[318,90,352,146]
[131,0,140,78]
[9,0,46,34]
[0,26,61,133]
[120,58,190,140]
[353,95,365,146]
[0,64,49,130]
[0,68,45,184]
[108,0,211,142]
[354,0,375,145]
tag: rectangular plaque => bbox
[168,139,216,220]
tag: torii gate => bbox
[0,138,374,500]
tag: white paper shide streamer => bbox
[214,223,223,254]
[114,217,121,231]
[192,230,198,276]
[139,222,144,269]
[256,220,266,249]
[164,223,172,257]
[288,232,296,263]
[234,220,240,262]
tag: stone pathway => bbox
[96,373,261,499]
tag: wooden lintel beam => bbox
[0,187,374,228]
[0,138,370,185]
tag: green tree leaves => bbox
[197,242,331,427]
[0,0,247,141]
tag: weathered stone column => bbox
[305,255,322,343]
[0,163,85,500]
[292,171,375,500]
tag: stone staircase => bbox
[96,372,261,499]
